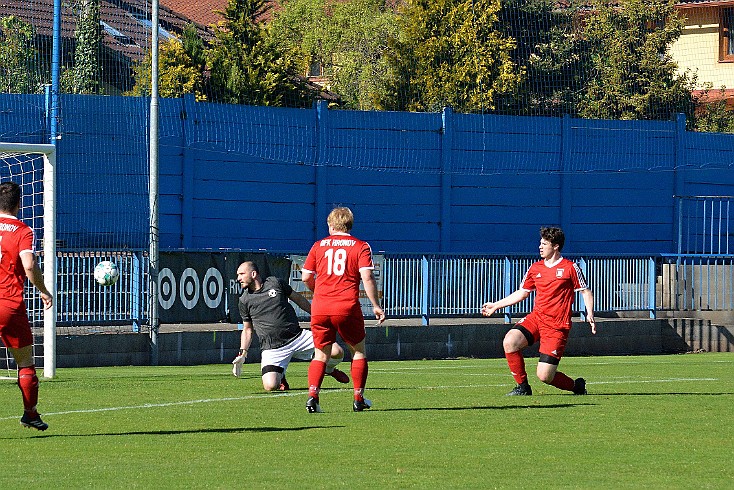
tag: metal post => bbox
[503,257,512,324]
[421,256,430,325]
[578,257,587,321]
[149,0,160,365]
[648,257,657,319]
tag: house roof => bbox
[159,0,229,28]
[1,0,213,63]
[676,0,734,7]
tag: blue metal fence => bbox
[24,251,734,331]
[383,254,659,324]
[27,250,148,333]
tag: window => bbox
[308,60,322,78]
[100,21,134,46]
[720,7,734,62]
[129,13,175,41]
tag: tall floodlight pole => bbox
[149,0,160,365]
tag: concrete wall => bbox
[53,318,734,368]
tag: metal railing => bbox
[27,250,149,334]
[383,254,659,323]
[658,254,734,311]
[23,251,734,332]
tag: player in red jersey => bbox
[481,227,596,396]
[301,207,386,413]
[0,181,53,430]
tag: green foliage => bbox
[127,29,207,100]
[208,0,316,106]
[0,16,44,93]
[579,0,695,121]
[269,0,400,110]
[692,87,734,133]
[62,0,101,94]
[180,23,207,74]
[383,0,524,112]
[497,0,591,116]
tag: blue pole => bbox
[50,0,61,143]
[421,256,430,325]
[504,257,512,323]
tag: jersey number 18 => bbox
[324,248,347,276]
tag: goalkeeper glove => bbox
[232,349,247,377]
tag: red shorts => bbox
[310,314,365,349]
[0,302,33,349]
[515,313,570,361]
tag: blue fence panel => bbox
[383,256,423,317]
[26,250,149,332]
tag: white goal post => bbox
[0,142,57,379]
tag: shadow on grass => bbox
[375,403,594,412]
[6,425,344,439]
[594,392,734,396]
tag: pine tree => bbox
[208,0,315,106]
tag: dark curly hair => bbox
[540,226,565,251]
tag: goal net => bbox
[0,143,56,379]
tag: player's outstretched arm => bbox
[481,289,529,317]
[289,290,311,314]
[580,289,596,334]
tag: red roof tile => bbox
[159,0,229,28]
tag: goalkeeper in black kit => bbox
[231,261,349,390]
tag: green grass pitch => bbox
[1,353,732,488]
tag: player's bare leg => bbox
[261,370,287,391]
[537,360,586,394]
[325,343,349,383]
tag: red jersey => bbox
[0,213,34,308]
[521,257,587,329]
[302,233,374,316]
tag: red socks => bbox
[307,360,327,398]
[351,358,368,401]
[550,371,575,391]
[504,351,528,385]
[17,366,39,415]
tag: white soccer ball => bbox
[94,260,120,286]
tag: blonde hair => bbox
[327,207,354,232]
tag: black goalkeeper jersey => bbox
[238,276,304,350]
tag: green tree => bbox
[383,0,524,113]
[62,0,101,94]
[269,0,399,110]
[579,0,695,121]
[0,16,43,93]
[497,0,591,116]
[208,0,315,106]
[692,86,734,133]
[127,24,208,100]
